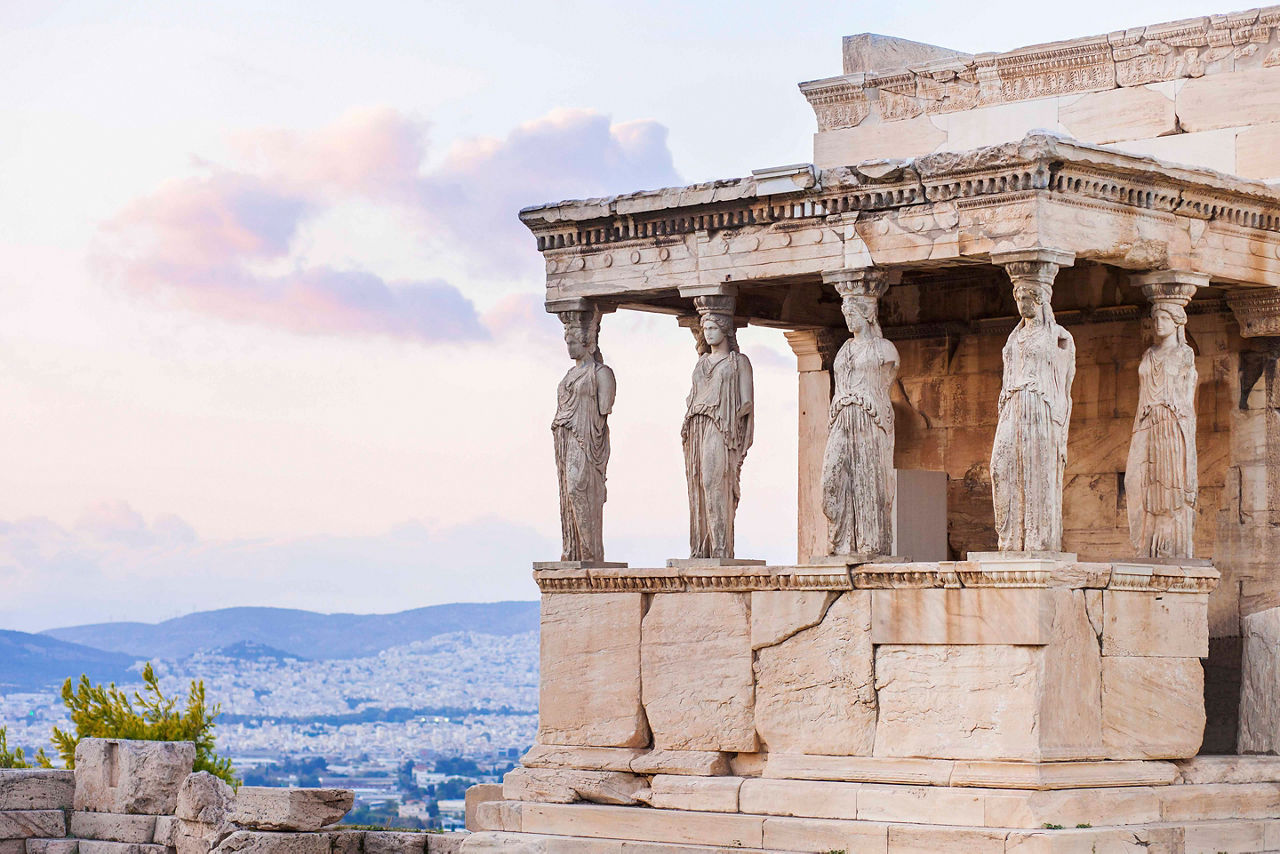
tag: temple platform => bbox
[459,558,1264,852]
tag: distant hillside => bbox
[0,630,139,691]
[43,601,540,661]
[204,640,308,662]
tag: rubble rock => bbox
[0,771,75,811]
[74,740,195,816]
[176,774,233,825]
[228,788,352,833]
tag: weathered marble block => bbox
[74,739,195,815]
[753,592,876,755]
[175,773,232,825]
[537,593,648,749]
[873,589,1103,761]
[68,813,156,844]
[211,832,330,854]
[0,771,74,811]
[228,787,353,832]
[640,592,756,753]
[1101,656,1205,759]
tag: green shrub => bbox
[50,663,235,785]
[0,726,49,769]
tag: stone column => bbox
[1225,290,1280,753]
[1126,271,1206,559]
[783,327,846,564]
[988,248,1076,555]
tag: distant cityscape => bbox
[0,629,539,831]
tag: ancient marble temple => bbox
[466,7,1280,853]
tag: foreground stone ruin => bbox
[467,4,1280,852]
[0,738,461,854]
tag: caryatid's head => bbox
[1014,281,1052,322]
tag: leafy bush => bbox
[50,663,235,784]
[0,726,48,769]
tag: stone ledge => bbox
[760,754,1178,790]
[535,560,1218,594]
[470,778,1280,831]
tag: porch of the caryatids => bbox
[988,248,1076,554]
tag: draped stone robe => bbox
[1125,342,1198,558]
[682,351,753,558]
[552,360,613,562]
[992,319,1076,552]
[821,333,899,555]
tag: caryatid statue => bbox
[821,270,900,556]
[681,294,754,559]
[552,305,616,563]
[991,251,1076,552]
[1126,275,1203,559]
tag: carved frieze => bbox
[1229,289,1280,337]
[802,6,1280,125]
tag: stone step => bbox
[0,811,67,839]
[462,819,1280,854]
[76,843,167,854]
[481,778,1280,833]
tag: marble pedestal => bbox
[466,558,1272,853]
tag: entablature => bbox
[519,133,1280,316]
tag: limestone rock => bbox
[327,832,362,854]
[628,750,731,777]
[643,776,742,812]
[501,768,644,806]
[424,833,463,854]
[228,788,352,832]
[1239,606,1280,753]
[738,779,859,820]
[517,746,641,773]
[173,818,229,854]
[0,811,67,839]
[641,592,756,752]
[0,842,24,854]
[212,831,331,854]
[463,784,501,832]
[456,833,547,854]
[0,771,75,811]
[470,802,521,834]
[1102,657,1205,759]
[1102,591,1208,658]
[363,833,426,854]
[69,813,156,844]
[74,739,195,815]
[176,773,233,825]
[753,592,876,755]
[77,844,166,854]
[152,817,177,847]
[749,591,836,650]
[26,841,79,854]
[537,593,649,748]
[874,643,1043,760]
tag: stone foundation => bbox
[0,740,463,854]
[460,559,1280,852]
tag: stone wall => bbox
[806,7,1280,181]
[0,740,462,854]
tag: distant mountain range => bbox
[0,630,139,692]
[41,601,539,661]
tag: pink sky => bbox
[0,0,1225,630]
